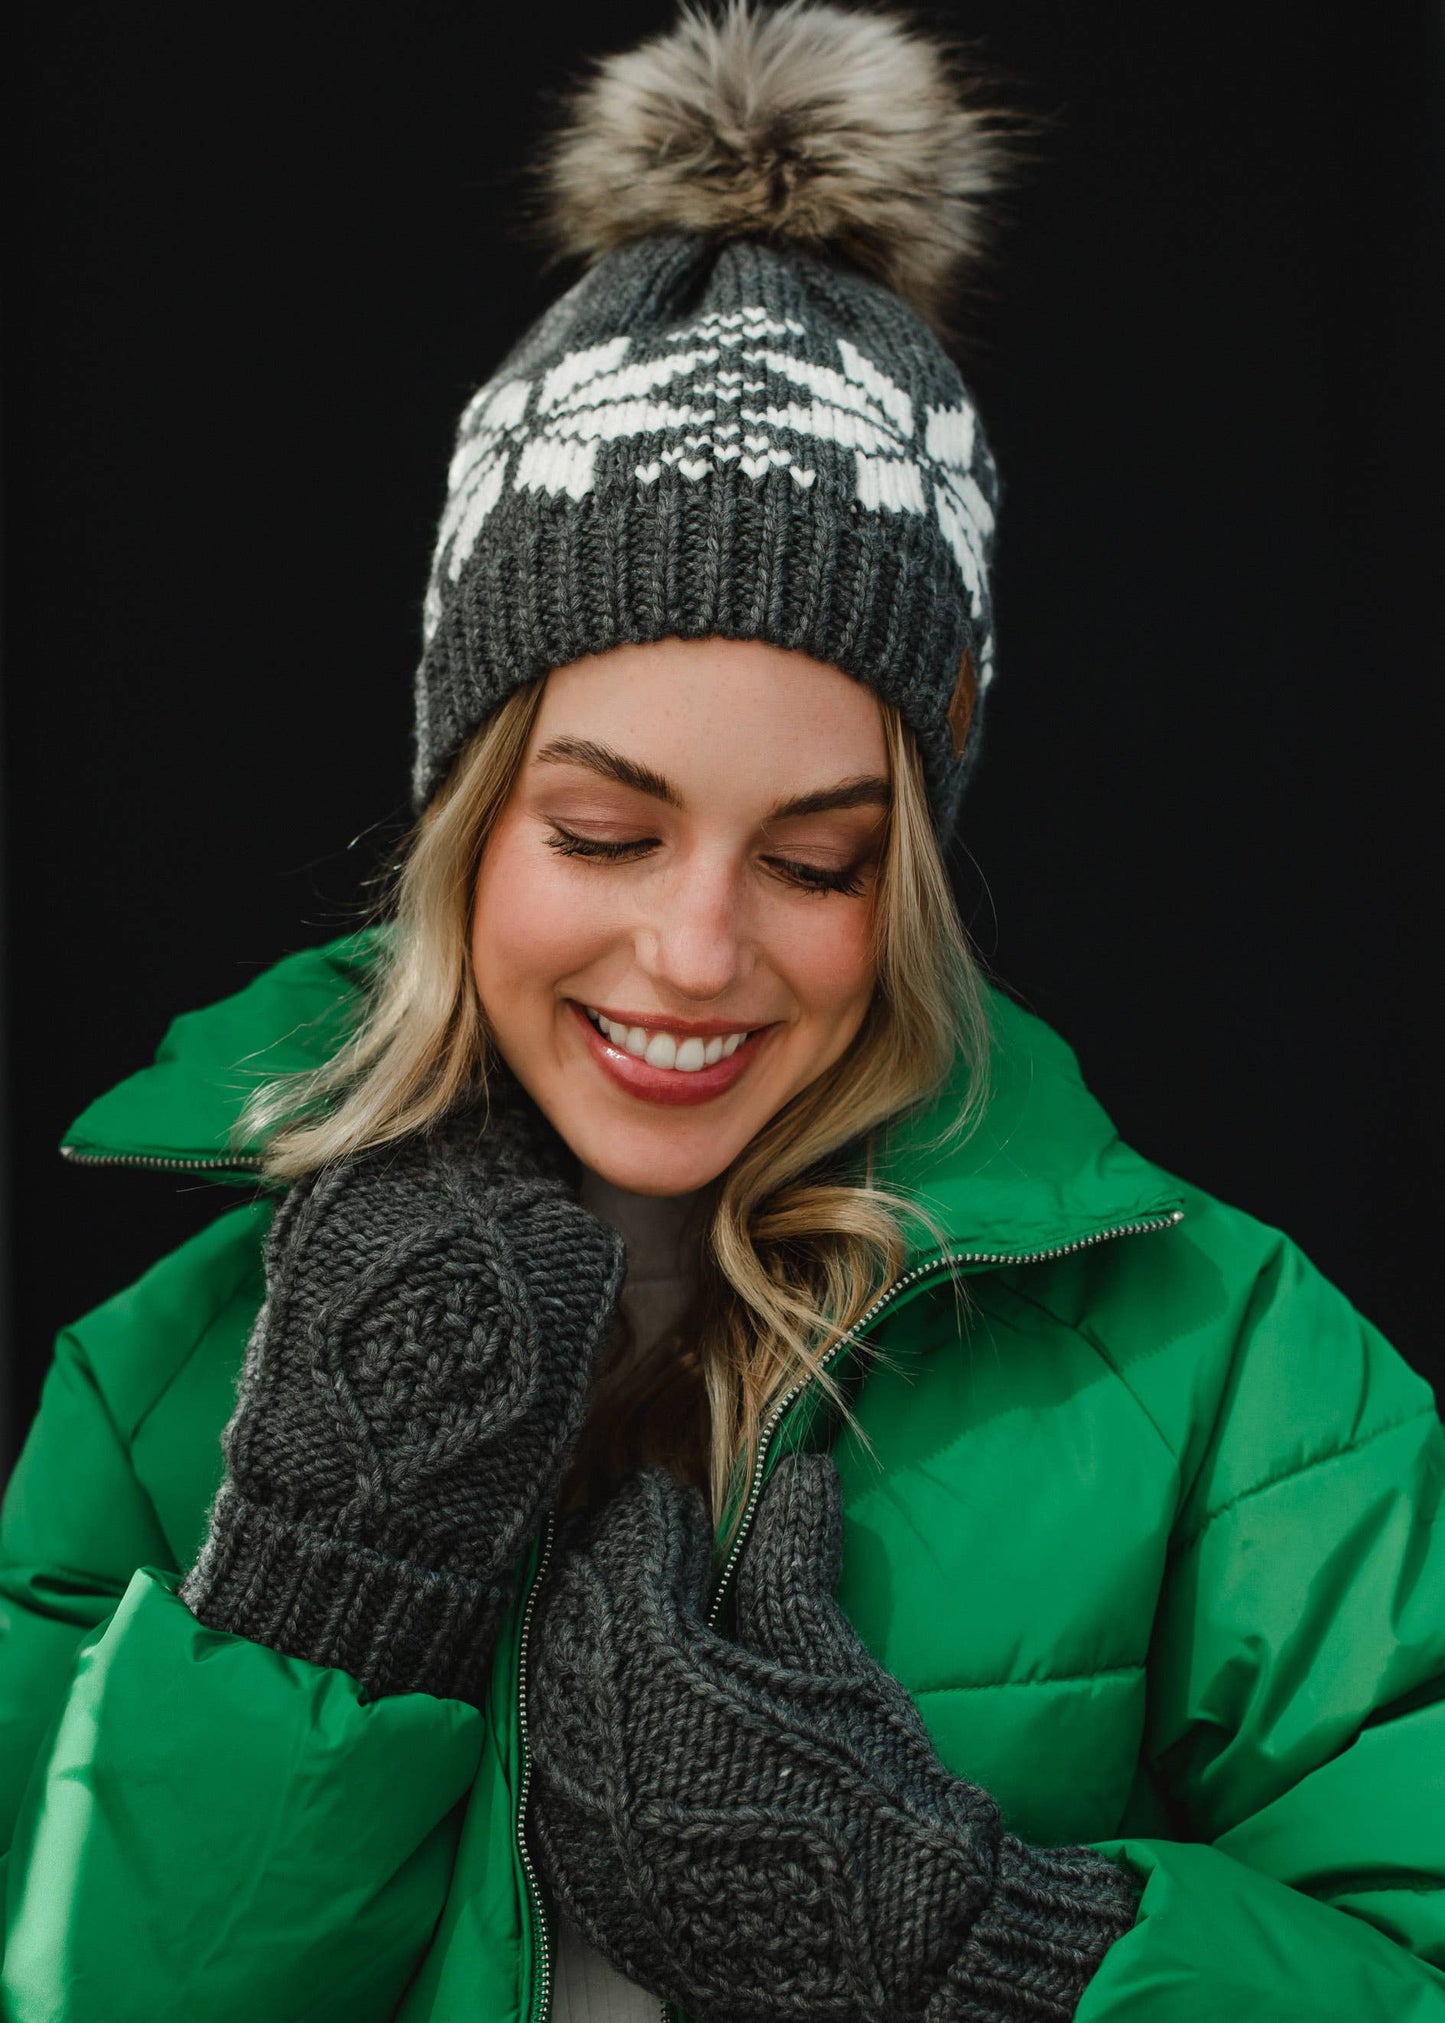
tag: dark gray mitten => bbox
[179,1071,626,1705]
[527,1453,1140,2022]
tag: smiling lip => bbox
[567,1000,774,1107]
[579,1005,769,1039]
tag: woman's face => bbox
[471,637,889,1196]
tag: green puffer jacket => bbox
[2,927,1443,2022]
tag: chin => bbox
[563,1105,750,1198]
[576,1133,734,1198]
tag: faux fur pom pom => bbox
[539,0,1013,333]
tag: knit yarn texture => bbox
[412,232,1000,842]
[528,1455,1141,2022]
[180,1078,627,1707]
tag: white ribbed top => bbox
[544,1166,705,2023]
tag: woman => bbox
[2,5,1442,2020]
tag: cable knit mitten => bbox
[179,1069,626,1706]
[527,1452,1141,2022]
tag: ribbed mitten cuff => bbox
[178,1482,511,1706]
[929,1832,1142,2022]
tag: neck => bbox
[564,1164,714,1516]
[576,1166,708,1284]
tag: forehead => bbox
[530,639,888,785]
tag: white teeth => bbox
[582,1004,753,1070]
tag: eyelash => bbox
[543,825,867,898]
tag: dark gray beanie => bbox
[411,2,1011,842]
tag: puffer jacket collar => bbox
[58,925,1184,1266]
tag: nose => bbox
[632,848,755,1005]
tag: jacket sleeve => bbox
[0,1210,487,2023]
[0,1319,175,1847]
[1078,1231,1445,2021]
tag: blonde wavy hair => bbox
[236,670,991,1536]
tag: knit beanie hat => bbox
[411,1,1011,844]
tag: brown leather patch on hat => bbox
[948,646,977,758]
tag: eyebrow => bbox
[532,736,891,822]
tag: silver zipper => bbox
[516,1510,558,2023]
[59,1145,264,1172]
[516,1211,1182,2023]
[704,1209,1184,1632]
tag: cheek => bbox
[778,905,876,1024]
[471,824,610,1003]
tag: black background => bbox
[3,2,1442,1478]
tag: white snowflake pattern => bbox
[424,305,994,681]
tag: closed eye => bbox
[543,825,867,897]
